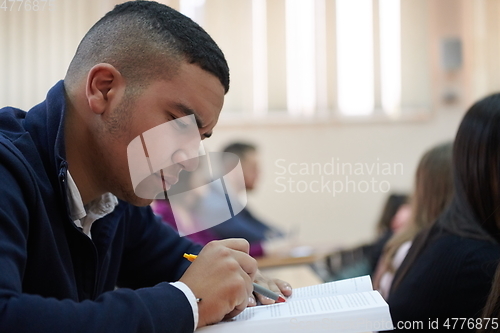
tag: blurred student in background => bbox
[386,94,500,330]
[367,193,411,274]
[153,142,283,257]
[200,142,283,244]
[373,142,454,299]
[322,193,409,281]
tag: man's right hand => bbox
[179,239,257,328]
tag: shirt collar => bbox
[66,170,118,237]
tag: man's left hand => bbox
[248,270,292,306]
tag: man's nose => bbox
[172,149,199,172]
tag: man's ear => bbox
[85,63,124,115]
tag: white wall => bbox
[204,108,463,248]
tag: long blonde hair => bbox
[379,142,454,274]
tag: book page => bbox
[289,275,373,300]
[196,276,394,333]
[222,290,386,323]
[197,290,393,332]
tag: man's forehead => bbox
[158,62,224,135]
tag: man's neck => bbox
[64,101,103,205]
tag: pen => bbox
[183,253,286,303]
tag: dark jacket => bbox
[0,81,202,332]
[387,226,500,331]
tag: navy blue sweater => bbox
[0,81,202,332]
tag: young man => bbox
[0,2,291,332]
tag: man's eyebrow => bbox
[174,103,213,138]
[174,103,203,128]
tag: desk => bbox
[256,254,319,268]
[260,264,323,288]
[256,242,335,269]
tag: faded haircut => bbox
[65,0,229,93]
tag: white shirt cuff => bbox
[170,281,199,330]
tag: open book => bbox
[196,275,393,333]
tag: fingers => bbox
[253,274,292,305]
[254,288,279,305]
[185,239,295,327]
[274,278,293,296]
[223,278,253,320]
[216,238,250,254]
[201,240,257,278]
[247,295,257,307]
[182,240,258,326]
[210,244,255,299]
[230,249,258,280]
[224,305,245,320]
[236,266,255,300]
[210,239,257,278]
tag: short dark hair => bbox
[65,0,229,93]
[375,193,408,235]
[222,142,256,160]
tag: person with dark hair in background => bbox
[373,142,454,299]
[203,142,283,245]
[0,2,291,332]
[322,193,410,281]
[366,193,410,275]
[161,142,283,257]
[386,94,500,331]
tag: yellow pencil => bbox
[183,253,286,303]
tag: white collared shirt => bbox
[66,172,118,238]
[65,171,198,330]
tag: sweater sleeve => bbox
[117,203,203,288]
[0,141,200,333]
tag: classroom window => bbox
[336,0,375,116]
[379,0,402,116]
[285,0,317,116]
[177,0,430,122]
